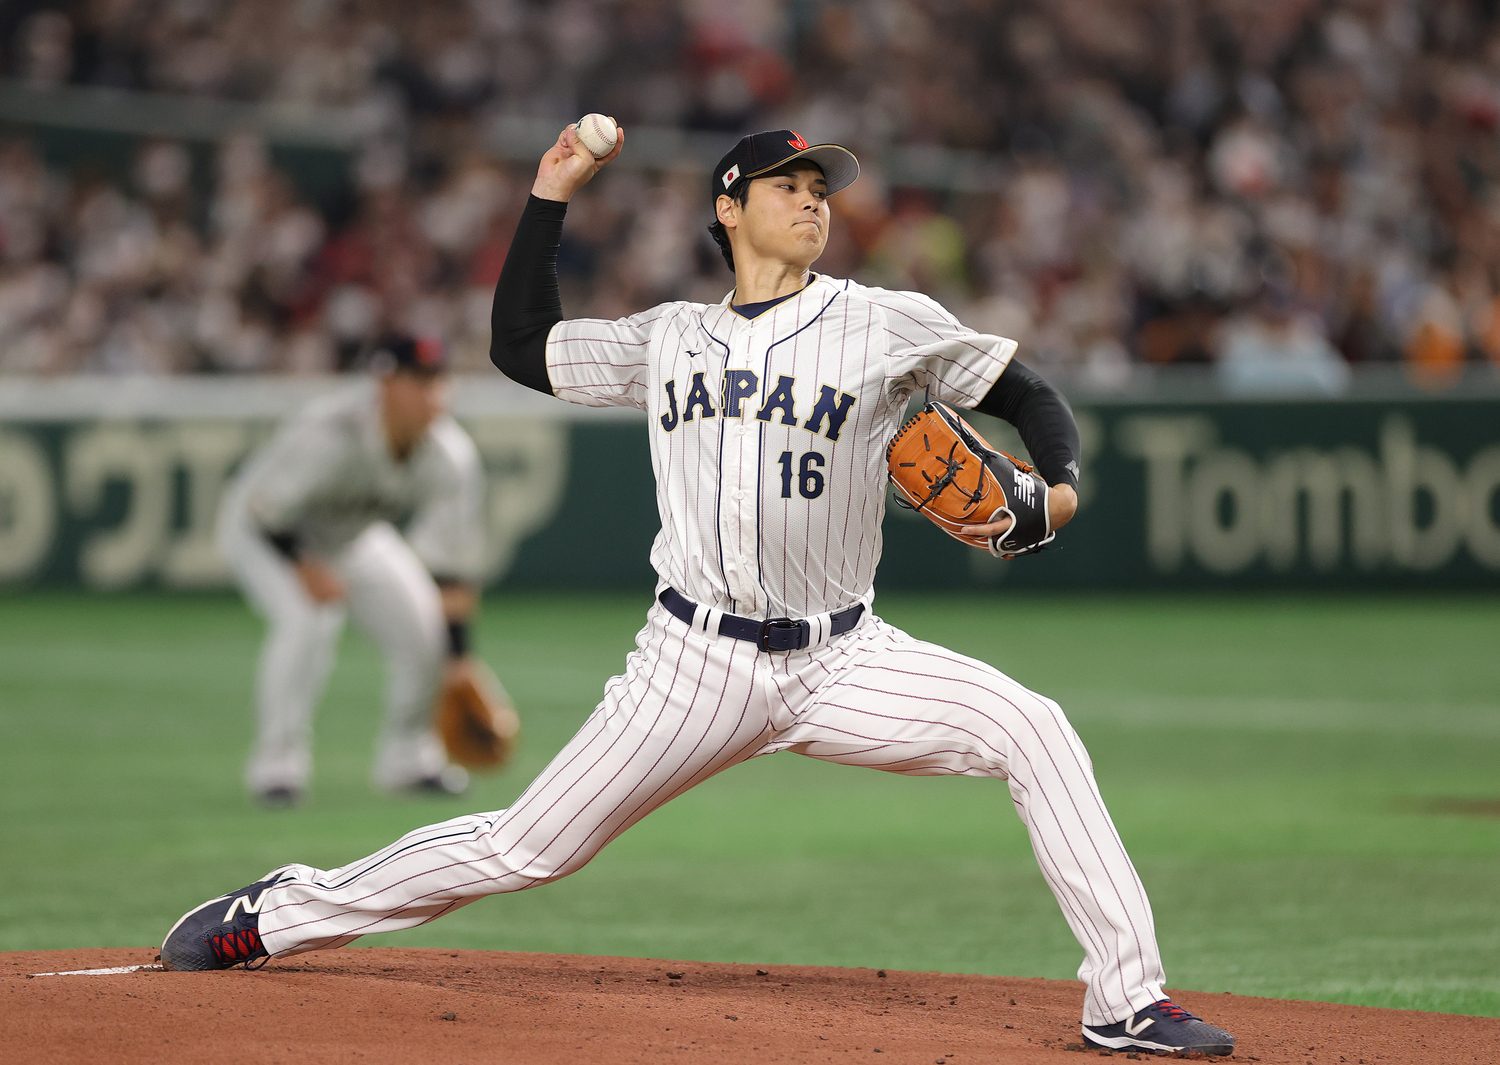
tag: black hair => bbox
[706,180,750,272]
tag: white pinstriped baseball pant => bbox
[256,600,1167,1025]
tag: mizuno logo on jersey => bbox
[659,370,857,442]
[1011,468,1035,507]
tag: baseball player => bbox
[217,334,488,806]
[164,127,1234,1057]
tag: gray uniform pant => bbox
[219,511,449,795]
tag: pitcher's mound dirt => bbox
[3,948,1496,1064]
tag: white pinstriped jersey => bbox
[546,273,1016,618]
[223,383,486,581]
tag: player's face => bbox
[381,371,449,451]
[732,162,831,269]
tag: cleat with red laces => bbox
[1082,998,1235,1056]
[160,870,293,971]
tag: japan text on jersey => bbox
[546,274,1017,619]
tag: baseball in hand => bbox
[575,113,619,158]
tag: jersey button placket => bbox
[742,333,771,614]
[719,326,761,611]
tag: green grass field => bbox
[1,591,1497,1017]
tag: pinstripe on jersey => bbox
[544,274,1016,619]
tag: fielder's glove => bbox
[436,660,521,770]
[886,401,1055,559]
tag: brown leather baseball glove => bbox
[436,660,521,770]
[886,401,1054,559]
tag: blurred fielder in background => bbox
[217,334,502,806]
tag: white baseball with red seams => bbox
[250,274,1170,1027]
[575,113,618,158]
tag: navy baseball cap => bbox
[369,334,449,376]
[711,130,860,207]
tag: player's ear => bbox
[715,193,739,230]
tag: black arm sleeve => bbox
[973,359,1081,489]
[262,528,301,561]
[489,195,569,395]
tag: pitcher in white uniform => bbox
[218,334,488,806]
[165,127,1234,1057]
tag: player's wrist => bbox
[1049,483,1078,529]
[445,619,471,659]
[530,178,576,203]
[262,527,301,562]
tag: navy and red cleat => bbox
[160,870,291,971]
[1082,998,1235,1056]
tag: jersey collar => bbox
[708,273,840,339]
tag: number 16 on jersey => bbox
[778,450,826,499]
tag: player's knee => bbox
[1024,693,1083,744]
[494,846,587,887]
[970,687,1077,750]
[269,605,340,648]
[1036,694,1073,728]
[1018,693,1094,770]
[387,615,446,673]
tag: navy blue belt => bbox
[658,588,865,652]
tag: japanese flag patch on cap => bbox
[709,130,860,208]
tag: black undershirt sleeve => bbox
[972,359,1082,489]
[432,578,471,657]
[490,197,1080,488]
[489,195,568,395]
[262,528,301,561]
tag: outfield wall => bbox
[1,376,1496,591]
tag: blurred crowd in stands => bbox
[2,0,1499,392]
